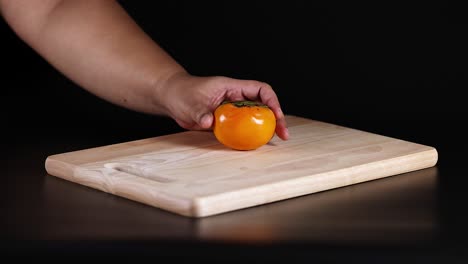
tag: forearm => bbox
[1,0,186,115]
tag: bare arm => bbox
[0,0,289,139]
[1,0,183,115]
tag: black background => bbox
[4,2,468,140]
[3,1,468,260]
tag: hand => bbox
[0,1,288,140]
[157,72,289,140]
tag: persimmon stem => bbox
[222,100,269,108]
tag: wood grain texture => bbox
[45,115,438,217]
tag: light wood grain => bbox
[45,115,438,217]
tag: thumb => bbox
[196,113,214,129]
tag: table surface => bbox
[4,119,468,262]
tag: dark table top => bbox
[4,118,468,262]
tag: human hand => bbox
[156,72,289,140]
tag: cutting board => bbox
[45,115,438,217]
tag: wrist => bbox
[150,69,189,118]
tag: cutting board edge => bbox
[189,147,438,217]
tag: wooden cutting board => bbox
[45,115,438,217]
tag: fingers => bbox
[275,117,289,140]
[176,112,213,131]
[175,118,200,130]
[198,113,213,129]
[227,79,289,140]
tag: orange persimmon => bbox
[213,100,276,150]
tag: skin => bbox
[0,0,288,140]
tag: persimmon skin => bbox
[213,101,276,150]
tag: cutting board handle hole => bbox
[104,163,175,183]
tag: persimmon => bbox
[213,100,276,150]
